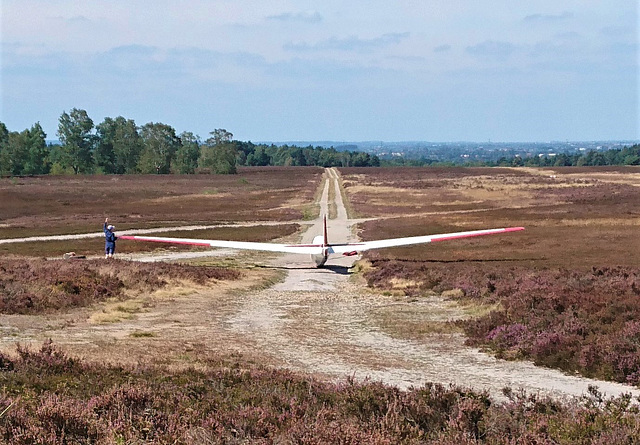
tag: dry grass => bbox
[146,282,207,299]
[389,277,425,290]
[372,309,462,337]
[370,294,500,339]
[335,171,357,219]
[366,265,505,340]
[88,277,222,325]
[89,298,148,324]
[327,178,338,219]
[456,300,502,319]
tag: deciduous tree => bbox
[199,129,237,174]
[0,122,48,175]
[172,132,200,174]
[95,117,117,173]
[0,122,9,174]
[22,122,49,175]
[138,122,180,174]
[57,108,95,174]
[96,117,142,174]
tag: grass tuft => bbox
[129,331,156,338]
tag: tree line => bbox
[381,144,640,168]
[0,108,380,176]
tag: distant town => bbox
[271,140,640,165]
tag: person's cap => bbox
[107,225,115,230]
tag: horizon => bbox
[41,137,639,146]
[2,1,638,142]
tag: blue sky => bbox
[1,0,638,142]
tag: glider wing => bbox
[120,226,524,258]
[329,227,525,254]
[118,235,322,254]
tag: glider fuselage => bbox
[310,235,329,267]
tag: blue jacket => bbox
[104,223,117,246]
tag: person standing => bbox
[103,217,117,258]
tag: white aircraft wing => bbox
[118,235,322,254]
[120,226,524,261]
[329,227,525,254]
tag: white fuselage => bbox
[311,235,329,267]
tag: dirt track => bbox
[2,168,639,402]
[221,168,640,401]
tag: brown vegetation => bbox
[1,341,639,444]
[0,167,322,239]
[0,258,241,314]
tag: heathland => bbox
[1,166,640,443]
[342,166,640,384]
[0,167,321,254]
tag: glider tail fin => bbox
[323,215,328,247]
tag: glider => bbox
[120,217,524,267]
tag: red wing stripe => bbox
[501,227,525,233]
[285,243,365,247]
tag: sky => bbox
[1,0,638,142]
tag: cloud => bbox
[98,45,174,76]
[3,42,271,88]
[553,31,581,41]
[466,40,518,60]
[66,15,91,24]
[284,32,410,53]
[605,42,638,58]
[267,10,322,23]
[523,11,573,23]
[93,45,270,86]
[2,42,73,76]
[600,25,634,38]
[433,44,451,53]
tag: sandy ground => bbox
[1,167,639,403]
